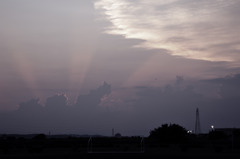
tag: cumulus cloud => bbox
[0,82,113,134]
[99,88,138,110]
[75,81,111,108]
[45,94,68,110]
[95,0,240,63]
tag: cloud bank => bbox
[1,75,240,136]
[95,0,240,63]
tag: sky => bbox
[0,0,240,136]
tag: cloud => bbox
[99,88,138,110]
[1,77,240,135]
[1,0,239,111]
[204,74,240,99]
[45,94,68,110]
[95,0,240,63]
[18,98,42,112]
[0,82,113,134]
[75,81,111,108]
[91,75,240,133]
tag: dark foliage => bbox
[209,130,228,140]
[32,134,46,140]
[149,123,187,143]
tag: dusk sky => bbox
[1,0,240,136]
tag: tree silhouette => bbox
[149,123,187,143]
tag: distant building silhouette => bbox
[195,108,201,135]
[215,128,240,136]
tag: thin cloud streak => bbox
[95,0,240,63]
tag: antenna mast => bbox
[195,108,201,135]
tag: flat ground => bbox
[1,149,240,159]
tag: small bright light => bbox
[211,125,214,129]
[187,130,192,134]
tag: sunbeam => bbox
[9,44,41,101]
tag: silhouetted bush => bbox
[209,131,227,140]
[32,134,46,140]
[115,133,122,138]
[149,123,187,143]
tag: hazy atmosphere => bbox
[1,0,240,136]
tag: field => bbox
[1,134,240,159]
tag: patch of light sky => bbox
[95,0,240,63]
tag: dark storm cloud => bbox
[204,74,240,99]
[198,74,240,129]
[1,75,240,135]
[18,98,42,112]
[0,82,113,135]
[127,80,204,131]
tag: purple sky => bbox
[0,0,240,136]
